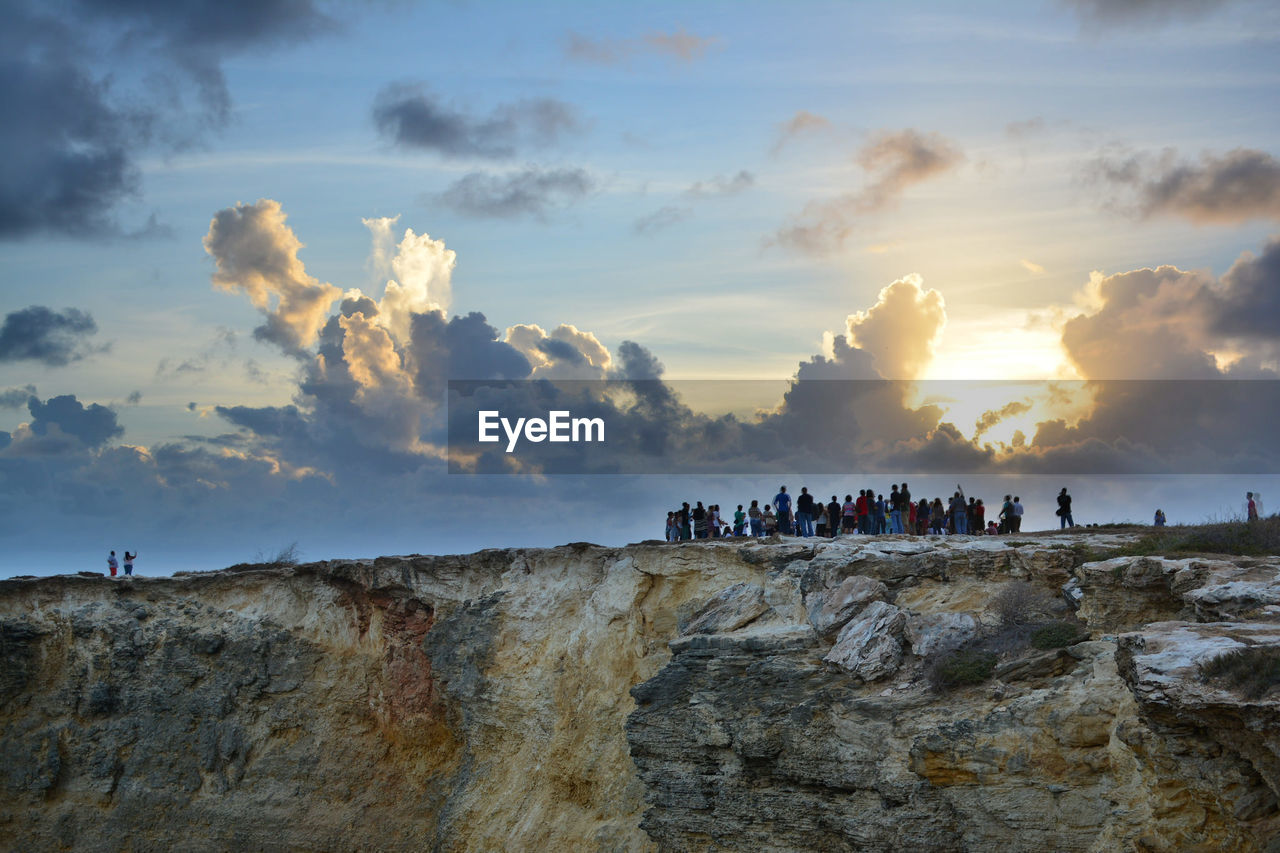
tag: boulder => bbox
[805,574,887,640]
[905,611,978,657]
[680,583,770,636]
[823,600,906,681]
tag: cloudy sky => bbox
[2,0,1278,574]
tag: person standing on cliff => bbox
[774,486,792,536]
[796,487,814,537]
[1248,492,1259,521]
[1012,496,1024,532]
[123,551,136,576]
[1056,488,1073,528]
[748,500,763,537]
[107,551,118,577]
[827,495,842,539]
[679,502,691,541]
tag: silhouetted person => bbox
[1056,488,1073,528]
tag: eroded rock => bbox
[680,582,770,635]
[804,574,887,640]
[823,600,906,681]
[905,611,978,657]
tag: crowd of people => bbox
[664,484,1067,541]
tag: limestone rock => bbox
[804,574,887,640]
[904,611,978,657]
[823,600,906,681]
[680,582,770,635]
[2,532,1277,852]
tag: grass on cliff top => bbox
[1198,646,1280,700]
[1085,517,1280,560]
[223,542,301,573]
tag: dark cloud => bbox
[774,129,964,253]
[25,394,123,450]
[0,385,38,409]
[0,1,332,239]
[438,167,594,219]
[1088,147,1280,225]
[633,205,691,235]
[1063,0,1234,26]
[1208,235,1280,341]
[564,29,717,65]
[0,306,100,366]
[409,311,532,400]
[373,84,581,159]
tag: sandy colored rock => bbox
[1,532,1276,851]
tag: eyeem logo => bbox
[478,410,605,453]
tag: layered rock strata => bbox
[1,534,1277,851]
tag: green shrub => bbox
[930,649,997,690]
[1198,646,1280,699]
[1031,622,1085,650]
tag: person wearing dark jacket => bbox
[796,487,815,537]
[1057,488,1074,528]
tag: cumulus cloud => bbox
[0,306,101,366]
[771,110,832,155]
[504,324,613,379]
[372,85,581,159]
[633,205,691,235]
[439,167,594,220]
[774,129,964,253]
[844,274,948,379]
[19,394,123,451]
[203,199,342,353]
[1059,238,1280,380]
[564,28,718,65]
[362,217,456,341]
[1088,147,1280,225]
[0,0,332,239]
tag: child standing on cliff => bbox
[107,551,118,577]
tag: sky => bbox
[1,0,1278,575]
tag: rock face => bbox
[823,600,907,680]
[2,533,1279,851]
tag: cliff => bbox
[2,533,1278,851]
